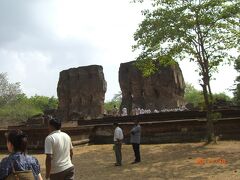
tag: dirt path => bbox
[1,141,240,179]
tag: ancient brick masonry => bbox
[57,65,107,121]
[119,61,185,114]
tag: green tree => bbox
[233,56,240,104]
[184,83,231,108]
[28,95,58,112]
[184,83,204,107]
[133,0,240,142]
[0,72,22,106]
[48,96,58,110]
[112,91,122,103]
[104,91,122,112]
[213,92,231,103]
[0,93,58,124]
[0,73,59,124]
[0,98,42,122]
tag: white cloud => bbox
[0,0,238,101]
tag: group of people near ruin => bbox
[0,118,74,180]
[110,105,189,117]
[0,117,141,179]
[113,120,141,166]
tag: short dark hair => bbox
[113,122,118,126]
[134,120,139,123]
[6,129,28,153]
[49,118,61,130]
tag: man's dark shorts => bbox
[50,166,74,180]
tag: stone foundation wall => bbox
[0,126,94,151]
[91,118,240,144]
[1,110,240,150]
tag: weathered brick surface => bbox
[1,110,240,150]
[78,109,240,125]
[57,65,107,121]
[119,61,185,114]
[91,118,240,144]
[0,126,94,150]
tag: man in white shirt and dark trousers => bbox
[45,118,74,180]
[130,120,141,164]
[113,122,124,166]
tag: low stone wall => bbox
[78,109,240,125]
[82,110,240,144]
[0,126,94,151]
[91,118,240,144]
[1,110,240,150]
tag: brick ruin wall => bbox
[1,110,240,150]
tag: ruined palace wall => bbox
[57,65,107,121]
[1,110,240,150]
[119,61,185,115]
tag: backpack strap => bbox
[10,161,19,180]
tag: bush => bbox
[0,94,58,123]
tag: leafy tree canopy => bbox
[0,72,58,124]
[133,0,239,76]
[233,56,240,105]
[184,83,204,107]
[0,72,21,106]
[104,91,122,112]
[28,95,58,112]
[133,0,239,141]
[184,83,231,108]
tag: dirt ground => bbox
[1,141,240,180]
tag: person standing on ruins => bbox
[121,107,128,116]
[45,118,74,180]
[113,122,124,166]
[112,105,119,116]
[130,120,141,164]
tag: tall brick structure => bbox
[57,65,107,121]
[119,61,185,114]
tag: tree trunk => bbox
[202,76,215,143]
[206,108,214,143]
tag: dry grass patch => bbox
[1,141,240,179]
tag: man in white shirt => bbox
[45,118,74,180]
[113,122,124,166]
[121,107,127,116]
